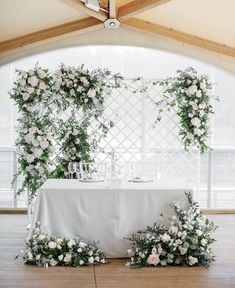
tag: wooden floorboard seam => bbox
[94,266,98,288]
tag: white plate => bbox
[79,179,104,183]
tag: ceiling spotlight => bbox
[104,19,120,29]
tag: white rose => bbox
[174,239,183,246]
[28,76,39,87]
[64,253,72,263]
[101,258,106,264]
[25,134,33,144]
[58,254,64,261]
[79,241,87,248]
[179,246,188,255]
[37,68,46,79]
[48,241,57,249]
[196,90,202,97]
[36,254,41,260]
[188,256,198,266]
[75,138,80,145]
[19,79,26,86]
[88,250,93,256]
[39,81,47,91]
[191,103,198,110]
[87,88,96,98]
[32,139,39,147]
[201,238,208,246]
[88,256,94,264]
[79,260,84,265]
[147,253,160,266]
[26,154,35,163]
[49,258,58,266]
[77,248,82,253]
[191,117,201,127]
[27,87,35,94]
[196,229,203,236]
[28,127,38,134]
[198,103,206,109]
[200,81,206,90]
[28,69,34,76]
[38,166,45,175]
[56,238,63,244]
[186,132,194,140]
[22,93,30,101]
[186,85,197,95]
[68,239,76,248]
[95,256,100,262]
[33,148,43,158]
[40,140,49,150]
[80,77,89,86]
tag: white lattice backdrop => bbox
[51,78,199,185]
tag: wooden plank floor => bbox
[0,215,235,288]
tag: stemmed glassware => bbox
[68,162,75,179]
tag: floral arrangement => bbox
[17,223,106,268]
[10,64,120,199]
[126,192,217,268]
[155,67,217,153]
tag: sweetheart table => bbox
[31,179,193,257]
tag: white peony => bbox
[87,88,96,98]
[147,253,160,266]
[79,241,87,248]
[191,117,201,127]
[64,253,72,263]
[28,76,39,87]
[48,241,57,249]
[188,256,198,266]
[88,256,94,264]
[201,238,208,246]
[186,85,197,95]
[49,258,58,266]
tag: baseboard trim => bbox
[201,209,235,214]
[0,208,27,214]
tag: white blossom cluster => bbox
[18,223,106,268]
[52,65,104,111]
[126,192,217,268]
[157,67,215,153]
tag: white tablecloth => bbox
[31,179,193,257]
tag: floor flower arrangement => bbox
[17,223,106,268]
[126,192,217,268]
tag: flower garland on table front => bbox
[155,67,217,154]
[126,192,217,268]
[10,67,54,200]
[17,223,107,268]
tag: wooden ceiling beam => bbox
[122,18,235,58]
[0,17,103,53]
[109,0,116,19]
[59,0,108,21]
[118,0,170,21]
